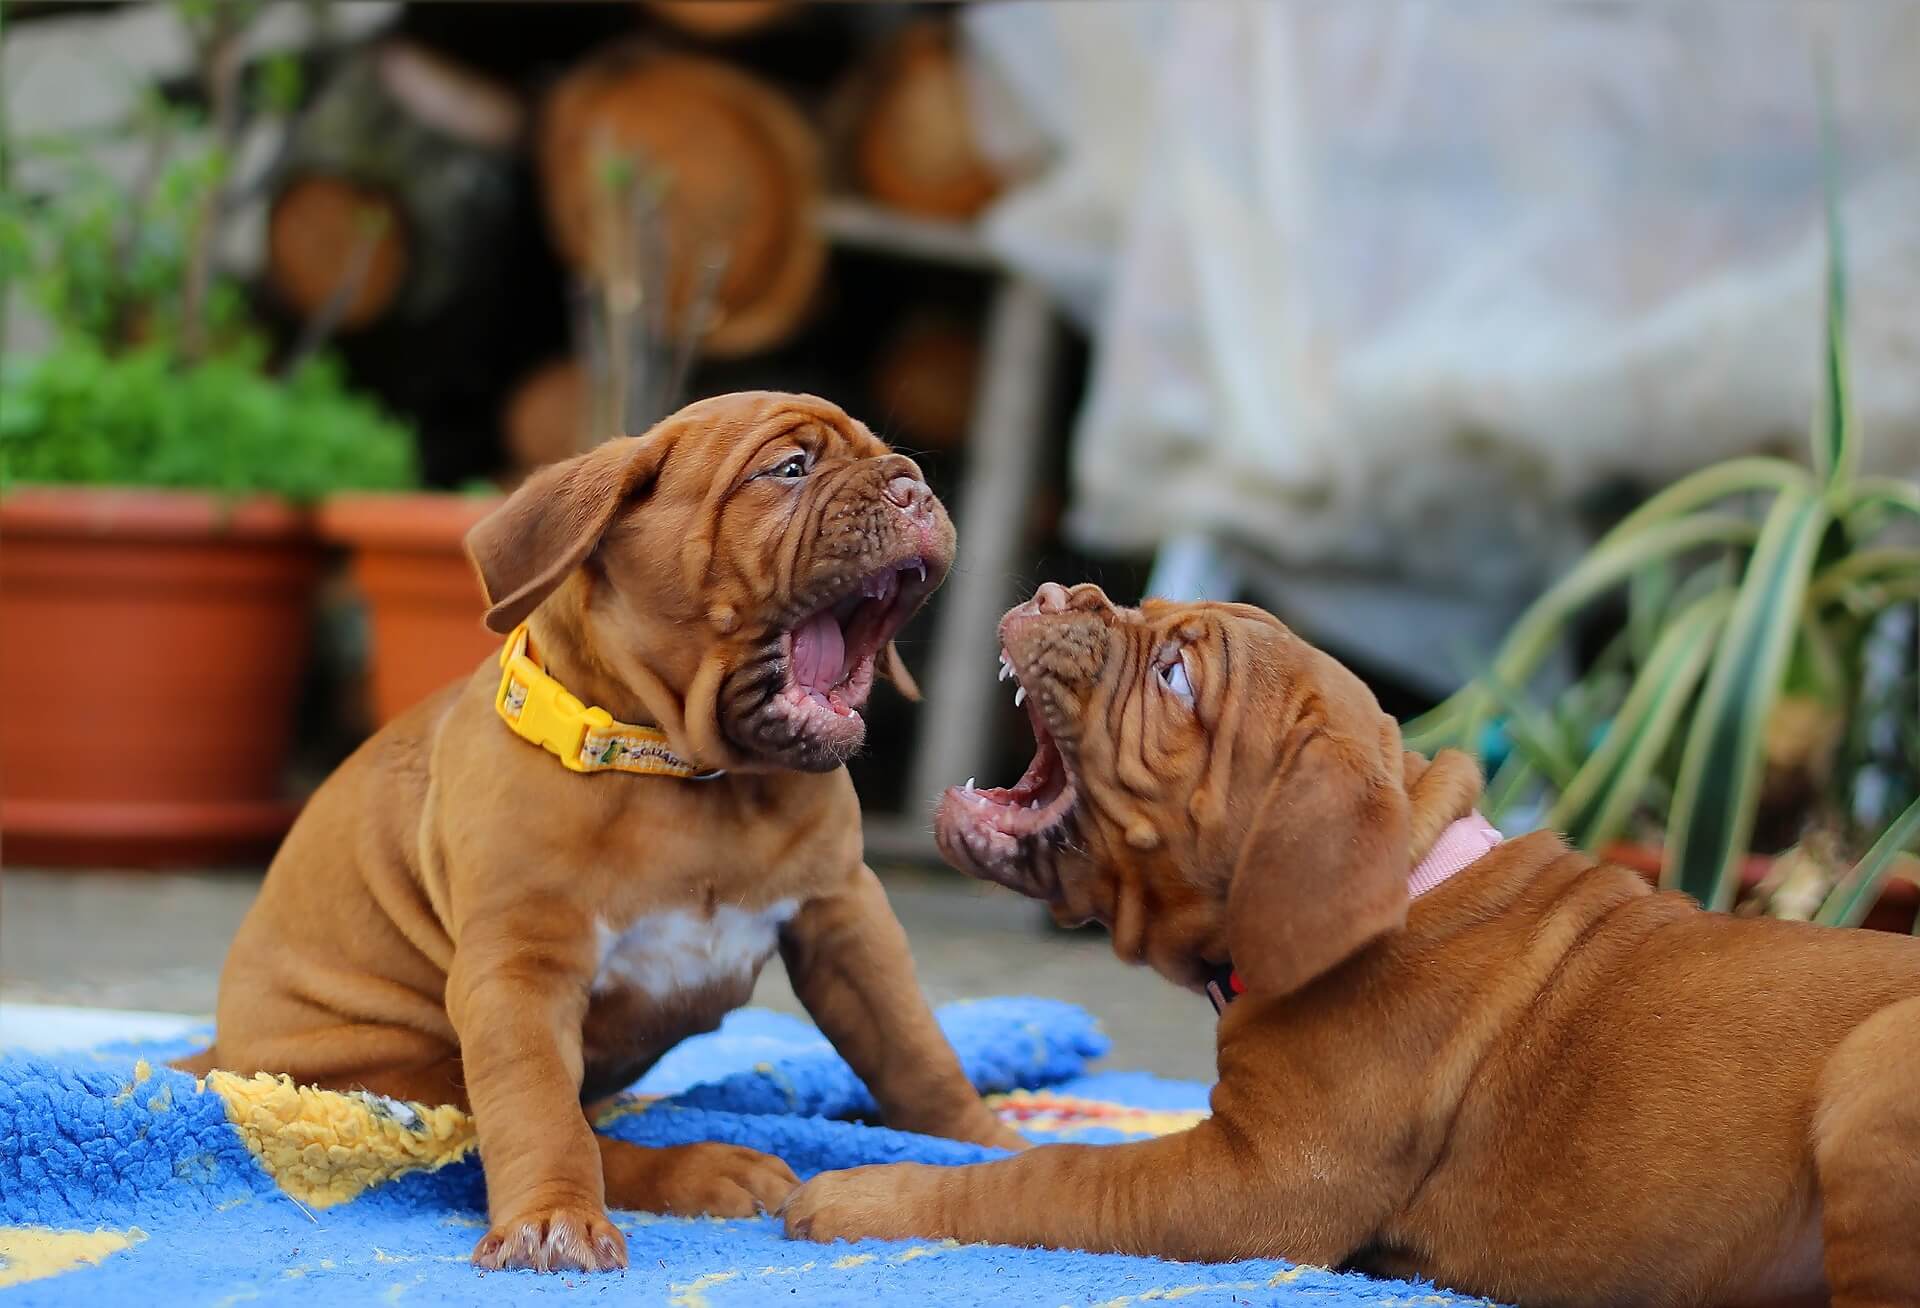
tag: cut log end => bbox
[641,0,789,39]
[505,358,588,478]
[266,176,409,329]
[872,319,980,452]
[539,46,824,358]
[853,21,1002,221]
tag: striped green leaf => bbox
[1812,89,1855,489]
[1478,674,1582,791]
[1551,589,1734,849]
[1406,459,1802,752]
[1404,510,1769,753]
[1813,793,1920,929]
[1601,457,1808,543]
[1788,612,1847,705]
[1843,475,1920,532]
[1482,752,1538,827]
[1663,489,1832,908]
[1807,548,1920,609]
[1627,563,1677,664]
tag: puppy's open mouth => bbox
[777,556,929,728]
[937,646,1078,871]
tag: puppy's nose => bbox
[884,475,932,517]
[1033,582,1072,614]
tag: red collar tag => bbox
[1205,966,1245,1014]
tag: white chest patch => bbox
[592,899,798,1001]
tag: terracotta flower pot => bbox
[1601,841,1920,933]
[317,493,503,728]
[0,488,322,866]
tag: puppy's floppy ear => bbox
[879,643,921,702]
[1226,674,1411,998]
[465,434,669,634]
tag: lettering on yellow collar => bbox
[494,624,721,779]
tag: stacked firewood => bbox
[254,3,1012,489]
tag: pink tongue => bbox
[792,611,845,692]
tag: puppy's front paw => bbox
[781,1164,940,1244]
[472,1201,627,1273]
[603,1140,800,1218]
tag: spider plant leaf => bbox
[1807,548,1920,610]
[1628,563,1677,664]
[1404,511,1768,754]
[1843,475,1920,533]
[1477,673,1581,791]
[1841,578,1920,615]
[1813,793,1920,929]
[1812,86,1855,490]
[1664,488,1832,909]
[1452,512,1765,756]
[1482,751,1537,828]
[1551,589,1734,848]
[1606,457,1809,540]
[1783,609,1849,709]
[1406,461,1802,754]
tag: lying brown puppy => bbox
[178,392,1022,1273]
[785,582,1920,1308]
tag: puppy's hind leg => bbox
[175,1026,470,1110]
[1813,995,1920,1307]
[597,1136,798,1217]
[171,1047,219,1077]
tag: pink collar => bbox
[1406,810,1503,898]
[1207,812,1502,1010]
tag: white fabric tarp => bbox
[961,1,1920,608]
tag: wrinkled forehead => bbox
[658,392,888,489]
[1135,598,1286,645]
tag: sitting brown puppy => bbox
[784,581,1920,1308]
[178,393,1022,1274]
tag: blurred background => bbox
[3,1,1918,1081]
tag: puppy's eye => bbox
[1157,652,1194,705]
[762,452,810,480]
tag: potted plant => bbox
[0,23,414,866]
[314,484,504,728]
[1406,159,1920,932]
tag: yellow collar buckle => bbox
[494,624,723,780]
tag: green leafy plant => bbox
[2,108,252,356]
[1406,139,1920,927]
[0,342,414,502]
[0,1,419,502]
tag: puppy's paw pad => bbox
[472,1204,627,1273]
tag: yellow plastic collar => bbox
[494,624,720,779]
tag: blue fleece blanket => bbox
[0,999,1497,1305]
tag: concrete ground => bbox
[0,865,1216,1083]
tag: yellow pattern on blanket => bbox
[203,1071,477,1209]
[0,1225,145,1288]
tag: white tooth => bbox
[966,777,976,792]
[999,664,1011,682]
[915,563,926,583]
[1014,687,1026,707]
